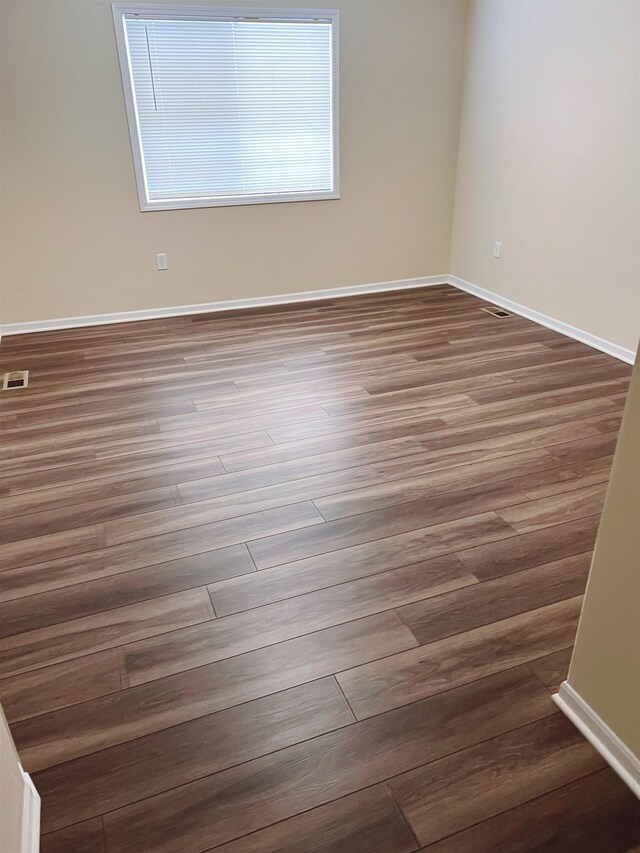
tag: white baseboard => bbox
[553,681,640,798]
[448,275,636,365]
[19,770,40,853]
[0,275,448,338]
[0,272,636,366]
[0,707,40,853]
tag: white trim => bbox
[553,681,640,798]
[0,706,40,853]
[448,275,636,365]
[0,274,636,362]
[112,4,340,212]
[0,276,448,337]
[19,771,40,853]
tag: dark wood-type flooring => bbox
[0,285,638,852]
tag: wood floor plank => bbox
[0,457,223,513]
[91,424,274,461]
[102,499,322,552]
[188,390,369,426]
[338,597,582,719]
[415,397,622,452]
[389,714,604,846]
[0,348,85,370]
[121,553,473,686]
[0,486,176,546]
[455,514,599,581]
[497,482,608,532]
[410,341,589,370]
[0,588,213,679]
[220,413,448,471]
[193,383,370,414]
[229,361,433,399]
[173,436,426,503]
[210,785,418,853]
[0,650,121,723]
[178,439,508,503]
[501,454,613,500]
[364,347,600,394]
[40,818,106,853]
[397,552,590,645]
[439,388,621,429]
[182,393,362,428]
[11,612,417,769]
[546,430,620,464]
[9,398,195,432]
[0,419,157,460]
[594,413,624,433]
[173,418,600,511]
[34,678,354,831]
[527,647,573,693]
[179,459,386,506]
[482,352,630,389]
[419,768,640,852]
[321,371,515,404]
[313,448,558,521]
[279,350,423,377]
[154,402,329,434]
[220,397,614,473]
[320,390,475,419]
[12,373,233,402]
[0,525,100,573]
[111,465,387,544]
[0,453,224,500]
[2,445,97,484]
[366,428,574,478]
[266,404,468,444]
[445,377,622,417]
[467,373,629,405]
[0,542,253,604]
[0,547,255,638]
[210,513,515,616]
[248,480,530,570]
[336,320,493,347]
[327,331,564,365]
[0,431,266,494]
[133,358,295,388]
[416,414,611,460]
[101,668,556,853]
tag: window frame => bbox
[112,3,340,212]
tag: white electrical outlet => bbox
[493,241,502,259]
[156,253,168,271]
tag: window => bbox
[112,4,339,211]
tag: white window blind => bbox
[113,5,339,211]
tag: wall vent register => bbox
[481,306,512,318]
[2,371,29,390]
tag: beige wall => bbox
[450,0,640,354]
[567,351,640,757]
[0,0,467,324]
[1,0,638,345]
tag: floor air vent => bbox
[2,371,29,390]
[481,306,512,318]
